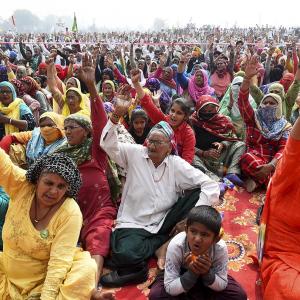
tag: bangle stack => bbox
[269,162,276,170]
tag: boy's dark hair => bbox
[186,205,221,236]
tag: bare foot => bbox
[91,289,115,300]
[155,241,170,270]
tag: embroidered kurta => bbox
[0,148,96,299]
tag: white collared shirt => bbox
[100,120,220,233]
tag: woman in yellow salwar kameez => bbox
[0,147,114,300]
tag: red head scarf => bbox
[55,64,66,80]
[280,73,295,93]
[10,79,26,97]
[191,95,238,141]
[20,76,39,97]
[159,67,176,89]
[38,62,47,72]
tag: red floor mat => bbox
[102,188,264,300]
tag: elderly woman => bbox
[10,78,40,125]
[177,53,215,106]
[219,76,257,139]
[100,80,116,103]
[259,112,300,300]
[55,54,117,286]
[238,55,292,192]
[0,149,99,299]
[0,81,35,140]
[20,76,52,115]
[191,95,245,190]
[153,58,177,98]
[209,54,233,100]
[47,57,90,116]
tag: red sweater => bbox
[140,93,196,164]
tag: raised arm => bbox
[46,57,64,109]
[177,52,190,90]
[0,148,27,198]
[19,41,27,60]
[129,43,137,70]
[285,62,300,116]
[107,56,127,84]
[292,43,299,75]
[78,54,107,156]
[65,54,76,81]
[238,55,260,124]
[264,47,275,84]
[100,91,133,169]
[131,69,167,124]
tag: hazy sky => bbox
[2,0,300,30]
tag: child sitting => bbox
[149,205,247,300]
[128,108,151,144]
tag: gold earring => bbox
[219,227,224,239]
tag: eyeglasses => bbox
[147,139,168,147]
[63,125,82,131]
[0,90,12,95]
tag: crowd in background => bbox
[0,24,299,300]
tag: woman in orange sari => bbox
[260,103,300,300]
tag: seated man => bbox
[99,95,220,287]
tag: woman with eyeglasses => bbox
[0,81,35,141]
[55,54,117,297]
[238,55,292,193]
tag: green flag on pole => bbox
[72,13,78,32]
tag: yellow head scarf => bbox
[40,111,65,137]
[0,81,24,135]
[62,87,90,117]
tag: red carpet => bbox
[103,188,264,300]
